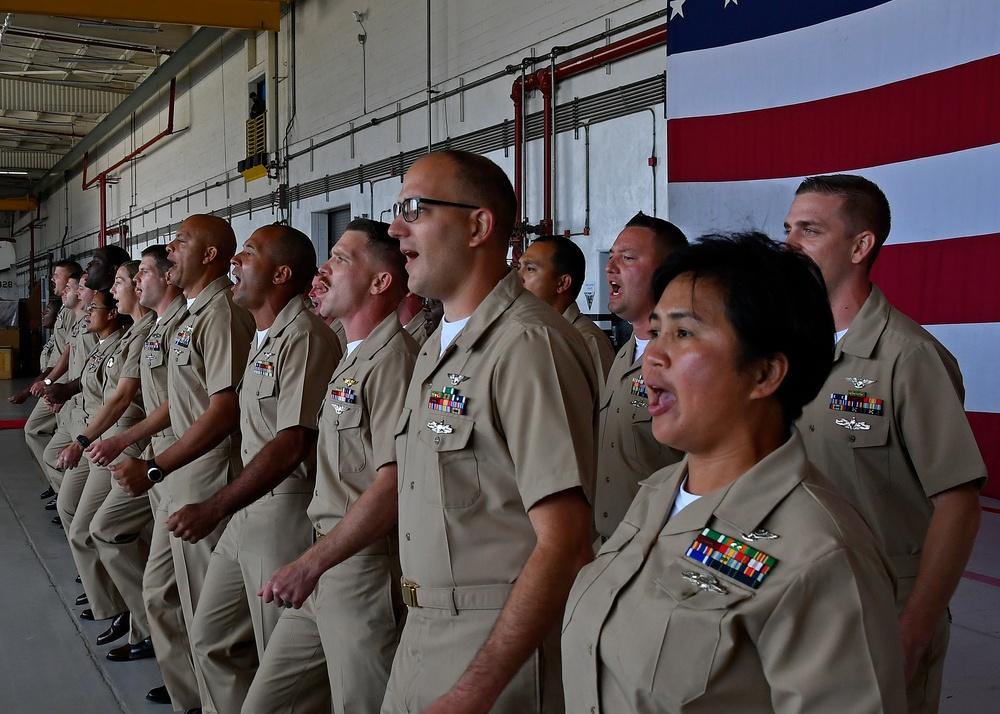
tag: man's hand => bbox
[8,388,30,404]
[166,502,226,544]
[259,558,321,609]
[56,442,84,470]
[110,457,154,498]
[29,380,47,398]
[86,436,128,468]
[899,614,935,683]
[44,382,75,405]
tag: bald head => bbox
[256,224,318,296]
[188,214,238,263]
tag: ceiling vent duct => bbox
[0,77,125,114]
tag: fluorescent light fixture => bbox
[77,20,161,33]
[0,170,29,175]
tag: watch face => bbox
[147,468,164,483]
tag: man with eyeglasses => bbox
[381,150,598,713]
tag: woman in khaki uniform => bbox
[562,233,907,713]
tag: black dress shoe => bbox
[40,486,55,499]
[75,593,89,606]
[45,498,57,510]
[52,515,62,526]
[75,575,82,583]
[80,608,95,621]
[146,686,171,705]
[107,636,154,662]
[96,611,129,646]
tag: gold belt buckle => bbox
[400,578,419,608]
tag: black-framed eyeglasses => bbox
[392,197,479,223]
[85,303,112,313]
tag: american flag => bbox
[664,0,998,497]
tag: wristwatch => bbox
[43,378,52,386]
[146,459,166,483]
[75,435,91,448]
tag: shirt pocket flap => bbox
[254,377,276,399]
[655,557,755,610]
[418,417,474,452]
[837,418,890,448]
[334,404,363,429]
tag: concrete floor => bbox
[1,377,998,712]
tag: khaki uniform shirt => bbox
[69,314,99,380]
[40,332,60,371]
[403,313,429,347]
[595,336,682,538]
[562,433,906,714]
[102,312,156,430]
[798,285,987,595]
[166,276,254,502]
[52,304,76,362]
[77,329,125,427]
[309,312,418,535]
[563,303,614,380]
[330,318,348,353]
[396,270,598,589]
[167,276,254,435]
[140,296,187,448]
[238,298,341,486]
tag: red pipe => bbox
[510,24,666,236]
[83,78,176,246]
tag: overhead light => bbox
[77,20,161,34]
[0,170,29,175]
[57,55,125,63]
[18,120,76,127]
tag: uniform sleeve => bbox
[201,304,253,396]
[118,323,151,381]
[275,329,340,432]
[894,340,987,496]
[365,346,417,470]
[757,548,907,714]
[494,325,598,509]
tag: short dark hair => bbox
[101,245,132,271]
[436,150,517,248]
[141,245,171,276]
[534,235,586,300]
[795,174,891,265]
[625,211,688,259]
[264,224,318,296]
[652,232,834,425]
[54,259,83,280]
[345,218,408,299]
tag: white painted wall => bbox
[5,0,667,316]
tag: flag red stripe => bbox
[871,234,1000,325]
[667,54,1000,182]
[968,412,999,499]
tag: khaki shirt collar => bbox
[249,296,308,360]
[160,294,187,325]
[336,311,402,375]
[654,430,807,537]
[450,270,522,355]
[563,302,583,324]
[837,284,890,361]
[187,274,234,316]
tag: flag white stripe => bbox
[925,323,1000,414]
[668,0,1000,119]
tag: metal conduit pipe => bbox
[510,23,666,239]
[82,78,177,247]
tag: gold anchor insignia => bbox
[343,378,358,387]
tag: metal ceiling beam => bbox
[0,1,281,31]
[33,26,228,197]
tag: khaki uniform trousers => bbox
[380,591,563,714]
[43,408,76,494]
[243,540,404,714]
[143,483,203,711]
[24,398,57,487]
[144,448,234,714]
[91,479,154,643]
[66,458,129,621]
[897,569,951,713]
[191,489,313,714]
